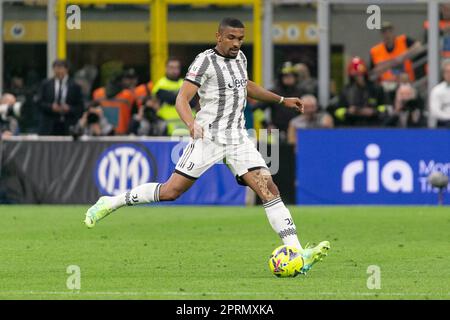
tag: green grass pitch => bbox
[0,205,449,300]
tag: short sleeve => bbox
[185,54,211,87]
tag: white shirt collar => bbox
[55,75,69,84]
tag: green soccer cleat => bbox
[299,241,330,274]
[84,196,116,228]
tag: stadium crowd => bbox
[2,21,450,143]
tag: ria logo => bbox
[95,145,156,196]
[342,144,413,193]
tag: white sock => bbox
[263,197,302,251]
[110,183,162,209]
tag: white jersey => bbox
[185,48,249,144]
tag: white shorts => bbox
[175,136,268,183]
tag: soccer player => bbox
[84,18,330,274]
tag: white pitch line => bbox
[0,291,449,297]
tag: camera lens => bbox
[87,112,100,124]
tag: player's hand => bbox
[188,121,203,139]
[283,97,304,113]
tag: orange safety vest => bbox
[134,81,154,108]
[92,87,135,134]
[424,20,450,58]
[370,34,415,82]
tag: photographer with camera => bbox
[0,93,21,139]
[383,74,425,128]
[129,96,167,136]
[73,102,114,137]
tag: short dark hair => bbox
[218,17,245,31]
[52,59,69,69]
[122,68,137,79]
[166,57,181,65]
[380,21,394,33]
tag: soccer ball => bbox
[268,245,304,277]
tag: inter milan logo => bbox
[95,144,156,196]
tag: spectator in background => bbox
[258,61,303,142]
[134,80,154,109]
[333,56,385,127]
[152,57,189,136]
[129,96,167,136]
[73,101,114,137]
[369,22,424,101]
[294,63,318,97]
[122,68,139,91]
[383,73,425,127]
[92,69,136,135]
[7,75,37,133]
[0,93,20,139]
[429,59,450,128]
[122,68,140,115]
[287,94,333,145]
[36,59,84,135]
[423,4,450,60]
[74,64,98,101]
[7,76,26,102]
